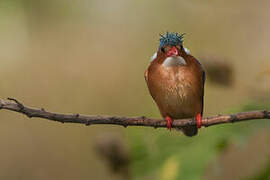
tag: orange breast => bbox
[145,55,204,119]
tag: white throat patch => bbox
[162,56,187,67]
[184,47,191,55]
[150,52,157,62]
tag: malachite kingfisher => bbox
[145,32,205,136]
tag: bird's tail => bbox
[175,125,198,137]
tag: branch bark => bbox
[0,98,269,128]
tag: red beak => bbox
[166,46,178,57]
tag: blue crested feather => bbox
[159,32,185,49]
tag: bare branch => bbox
[0,98,269,128]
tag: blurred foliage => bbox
[161,156,180,180]
[127,102,270,179]
[249,157,270,180]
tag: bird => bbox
[144,32,205,136]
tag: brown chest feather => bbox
[145,55,204,119]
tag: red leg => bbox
[196,113,202,128]
[165,116,173,131]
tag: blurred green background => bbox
[0,0,270,179]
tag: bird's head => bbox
[150,32,191,63]
[159,32,185,57]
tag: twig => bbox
[0,98,269,128]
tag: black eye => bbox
[161,47,165,53]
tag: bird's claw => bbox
[166,116,172,131]
[196,113,202,128]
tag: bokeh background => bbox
[0,0,270,179]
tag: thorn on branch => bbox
[26,114,33,118]
[73,113,79,118]
[60,119,65,123]
[263,110,269,118]
[85,120,91,126]
[7,98,24,111]
[230,114,237,123]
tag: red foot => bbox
[196,113,202,128]
[166,116,173,131]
